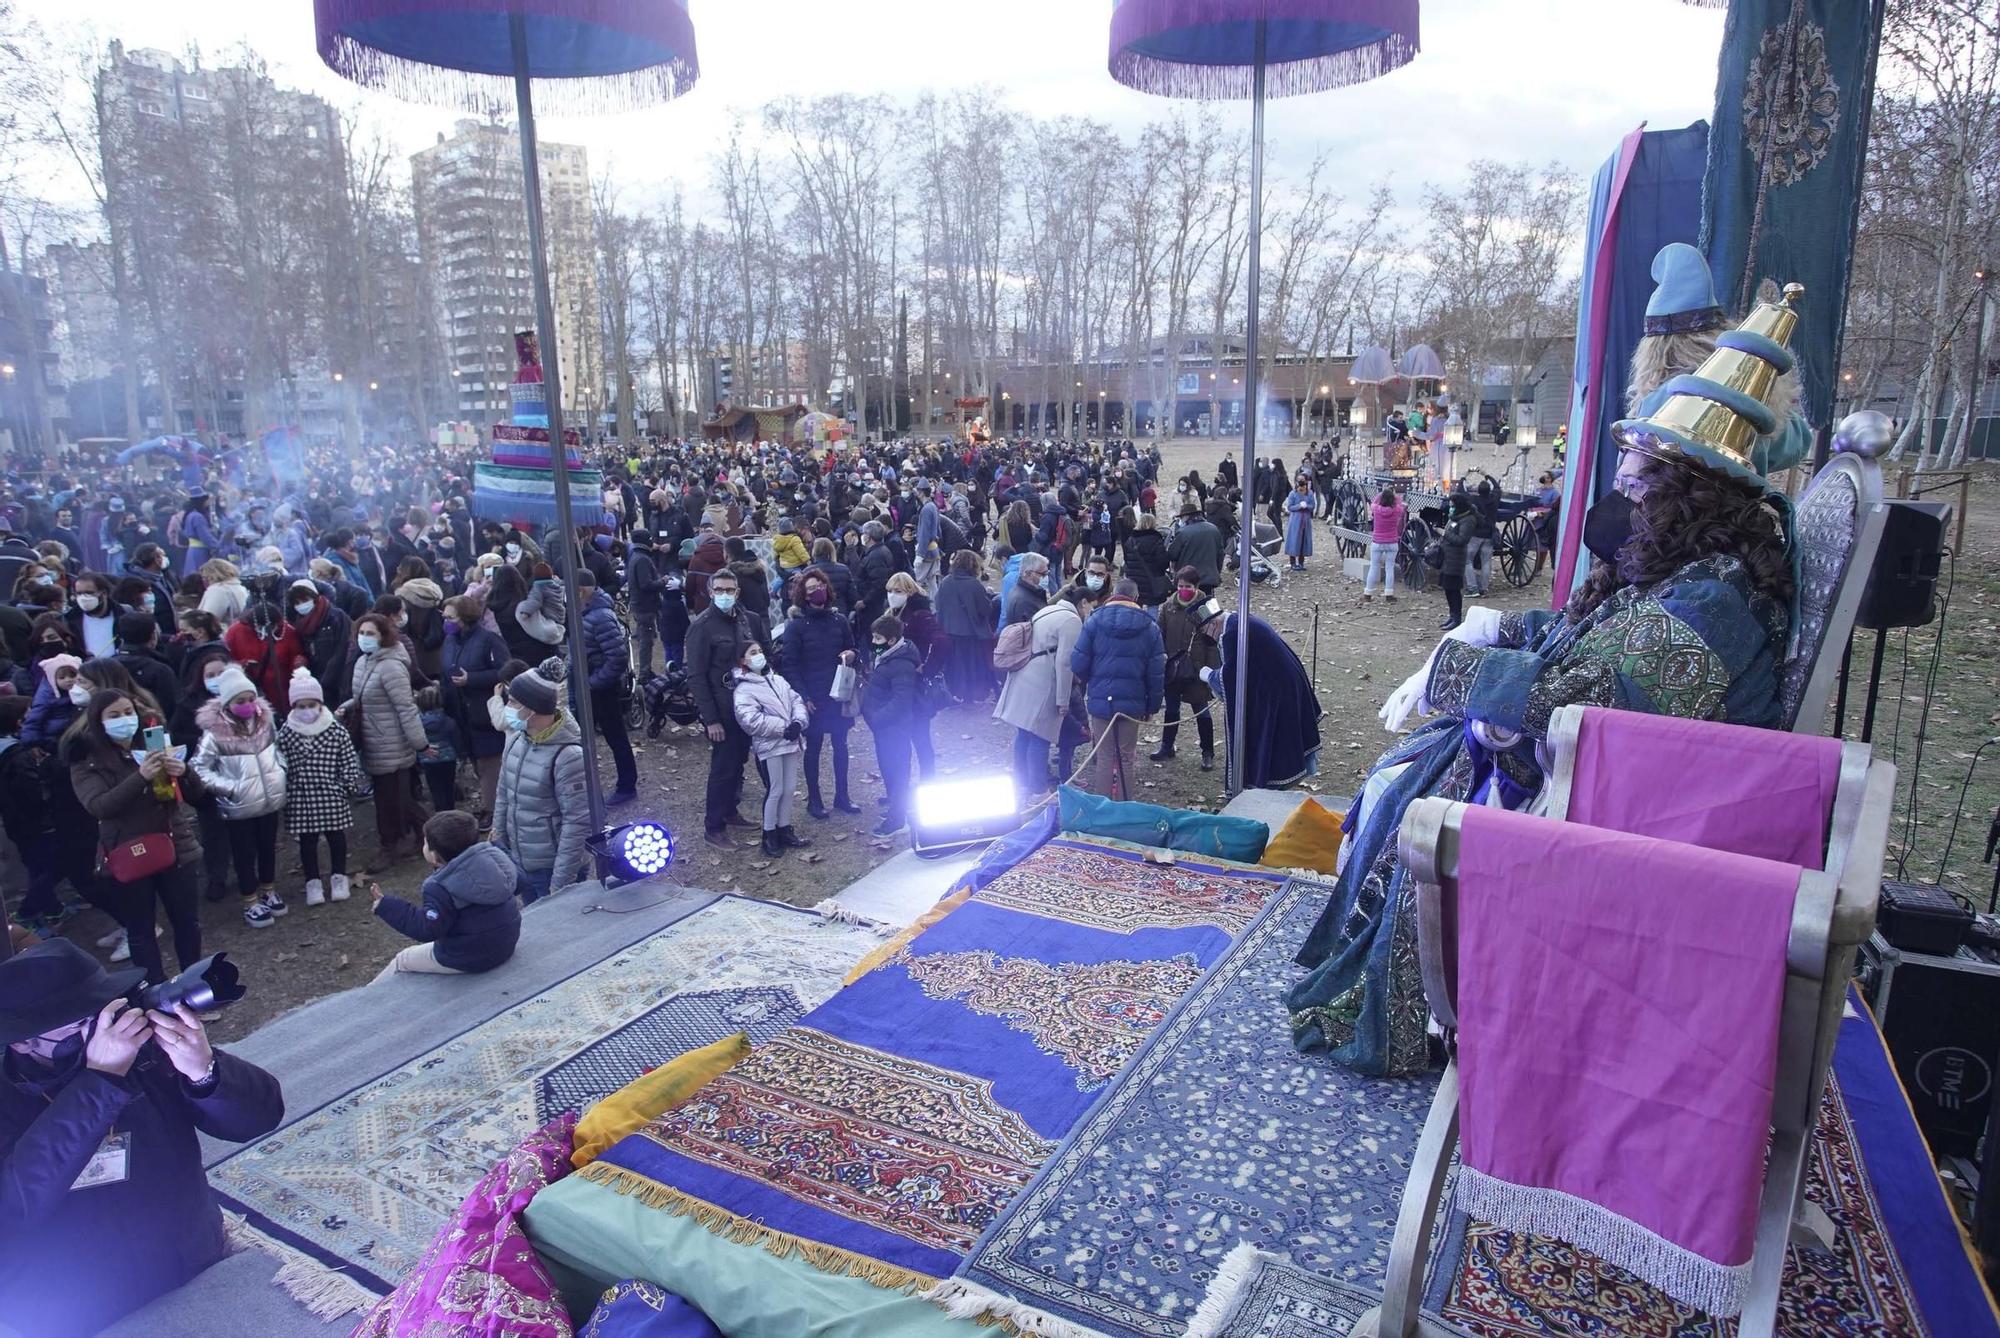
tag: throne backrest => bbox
[1778,453,1885,733]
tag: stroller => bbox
[1223,517,1286,586]
[639,662,701,738]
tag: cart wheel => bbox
[624,687,646,732]
[1398,517,1433,592]
[1497,514,1538,588]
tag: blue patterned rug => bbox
[1184,1245,1378,1337]
[938,877,1439,1337]
[208,897,880,1295]
[537,985,807,1123]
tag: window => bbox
[182,84,207,100]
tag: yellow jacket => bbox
[772,532,809,571]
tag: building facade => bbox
[411,119,600,423]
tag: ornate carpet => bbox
[207,896,880,1295]
[1184,1246,1379,1338]
[1425,1002,2000,1336]
[574,836,1289,1291]
[942,876,1438,1337]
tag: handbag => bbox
[102,832,176,884]
[829,662,858,703]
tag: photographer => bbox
[0,939,283,1335]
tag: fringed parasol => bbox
[1398,342,1445,380]
[1348,345,1396,384]
[1108,0,1419,99]
[1107,0,1418,795]
[314,0,699,116]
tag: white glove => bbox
[1379,662,1433,733]
[1200,665,1220,692]
[1448,606,1505,649]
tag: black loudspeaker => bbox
[1860,933,2000,1157]
[1856,500,1949,631]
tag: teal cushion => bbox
[1057,786,1270,862]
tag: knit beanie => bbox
[288,665,324,706]
[212,664,256,703]
[509,656,566,716]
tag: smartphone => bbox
[143,726,169,755]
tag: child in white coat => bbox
[731,640,810,860]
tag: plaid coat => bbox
[276,718,363,835]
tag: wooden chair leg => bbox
[1353,1060,1460,1338]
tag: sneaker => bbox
[871,816,906,838]
[107,930,132,962]
[833,797,863,815]
[703,829,737,850]
[243,901,275,929]
[1384,593,1398,603]
[305,879,326,907]
[257,890,288,918]
[607,787,639,808]
[95,926,127,950]
[329,874,352,902]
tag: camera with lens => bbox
[132,953,246,1014]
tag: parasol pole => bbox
[511,11,606,830]
[1228,20,1266,797]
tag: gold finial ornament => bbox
[1611,283,1803,486]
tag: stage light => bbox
[587,820,675,885]
[909,774,1020,856]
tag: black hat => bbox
[0,939,142,1045]
[1180,501,1200,517]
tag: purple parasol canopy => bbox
[1398,342,1445,379]
[314,0,698,114]
[1348,345,1395,384]
[1108,0,1418,99]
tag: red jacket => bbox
[222,621,307,712]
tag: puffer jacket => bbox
[1069,597,1166,721]
[1121,529,1172,605]
[861,638,920,734]
[190,698,288,820]
[732,667,809,761]
[578,588,629,690]
[492,711,590,886]
[346,640,427,775]
[778,605,854,711]
[373,841,524,973]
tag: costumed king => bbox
[1197,600,1324,791]
[1286,284,1809,1078]
[0,940,284,1335]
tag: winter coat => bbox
[1121,530,1172,605]
[167,642,232,750]
[861,638,920,735]
[1370,499,1407,545]
[1002,579,1049,631]
[222,620,307,713]
[626,548,666,616]
[65,731,205,867]
[894,596,947,675]
[1166,517,1224,587]
[397,578,447,681]
[771,531,810,572]
[728,559,771,621]
[276,714,362,835]
[732,668,809,761]
[493,711,590,886]
[856,544,897,627]
[1158,596,1220,700]
[0,1044,283,1336]
[515,578,567,647]
[290,595,353,704]
[190,699,287,820]
[197,579,248,626]
[1437,509,1476,578]
[115,648,182,724]
[124,560,179,639]
[807,557,856,613]
[933,572,996,640]
[1070,598,1167,721]
[578,588,629,691]
[346,640,428,775]
[443,622,509,760]
[779,606,855,714]
[374,841,524,973]
[683,606,771,729]
[993,601,1081,743]
[683,536,728,615]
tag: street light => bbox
[332,371,344,382]
[0,363,13,378]
[368,380,379,391]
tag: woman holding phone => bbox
[62,687,208,985]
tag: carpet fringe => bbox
[813,900,896,936]
[573,1160,931,1294]
[920,1277,1107,1337]
[222,1210,382,1320]
[1183,1241,1276,1338]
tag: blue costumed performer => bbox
[1287,284,1809,1077]
[1197,603,1322,792]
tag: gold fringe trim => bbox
[572,1160,935,1295]
[844,889,974,985]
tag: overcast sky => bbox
[25,0,1727,223]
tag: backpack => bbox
[991,619,1039,673]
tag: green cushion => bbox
[1057,786,1270,862]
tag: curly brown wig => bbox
[1565,454,1794,623]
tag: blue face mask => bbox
[105,715,140,742]
[357,634,381,655]
[503,705,530,733]
[712,592,737,613]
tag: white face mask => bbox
[291,705,321,724]
[294,600,316,617]
[76,594,100,613]
[68,684,91,706]
[396,613,409,629]
[747,652,767,672]
[356,634,380,655]
[887,592,908,610]
[505,544,522,560]
[204,674,226,696]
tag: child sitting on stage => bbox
[370,809,524,980]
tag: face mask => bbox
[1176,584,1197,601]
[806,587,829,607]
[34,572,54,587]
[712,592,737,613]
[748,652,768,672]
[355,536,371,550]
[229,700,258,719]
[105,714,139,742]
[505,544,521,560]
[443,617,461,634]
[503,705,530,733]
[140,594,155,612]
[68,684,91,706]
[204,674,226,695]
[1085,574,1105,593]
[395,613,409,629]
[291,705,321,724]
[872,638,889,650]
[76,594,100,612]
[294,600,316,617]
[1583,489,1637,565]
[887,592,908,610]
[357,634,381,655]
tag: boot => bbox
[779,826,812,849]
[807,795,830,820]
[833,793,862,815]
[761,829,784,858]
[1148,744,1176,762]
